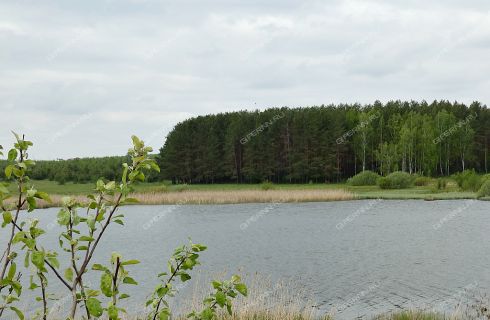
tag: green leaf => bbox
[26,197,36,211]
[65,267,73,282]
[100,273,113,297]
[201,307,214,320]
[92,264,109,272]
[79,236,94,242]
[8,149,18,161]
[150,161,160,172]
[34,191,51,202]
[7,262,16,280]
[3,211,12,225]
[212,281,221,289]
[119,293,130,299]
[4,165,13,179]
[158,308,170,320]
[235,283,248,296]
[31,251,44,270]
[24,251,30,268]
[121,259,140,266]
[12,231,25,244]
[47,256,59,269]
[57,209,70,226]
[10,306,24,320]
[107,304,118,319]
[122,276,138,285]
[180,273,191,282]
[215,291,226,307]
[106,181,116,190]
[86,297,103,317]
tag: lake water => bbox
[2,200,490,319]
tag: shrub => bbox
[414,176,431,186]
[453,169,482,191]
[347,170,381,186]
[260,181,275,190]
[0,134,247,320]
[377,171,413,189]
[437,178,448,190]
[481,174,490,184]
[477,179,490,198]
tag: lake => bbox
[2,200,490,319]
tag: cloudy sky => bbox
[1,0,489,159]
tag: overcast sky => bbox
[1,0,489,159]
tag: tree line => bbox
[2,101,488,185]
[0,156,128,184]
[158,100,490,184]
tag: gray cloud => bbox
[1,0,489,159]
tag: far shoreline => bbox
[4,180,484,209]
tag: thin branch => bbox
[9,219,72,290]
[38,272,47,320]
[75,193,123,284]
[152,253,189,320]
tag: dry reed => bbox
[28,189,355,209]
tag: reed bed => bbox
[18,272,486,320]
[38,274,326,320]
[29,189,355,208]
[176,274,323,320]
[134,189,355,205]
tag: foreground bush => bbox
[347,170,381,186]
[0,133,246,320]
[377,171,414,189]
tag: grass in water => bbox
[4,179,481,208]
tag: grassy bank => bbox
[4,180,481,208]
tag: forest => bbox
[158,100,490,184]
[1,100,488,185]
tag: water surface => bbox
[2,200,489,319]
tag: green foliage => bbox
[377,171,414,189]
[89,253,140,319]
[436,178,448,190]
[347,170,380,186]
[477,179,490,198]
[187,275,248,320]
[0,132,43,320]
[0,133,247,320]
[452,170,482,191]
[158,101,488,183]
[147,240,208,320]
[414,176,431,186]
[260,181,275,190]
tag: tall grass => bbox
[27,189,356,208]
[21,272,489,319]
[372,311,447,320]
[172,274,325,320]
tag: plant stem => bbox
[112,257,121,306]
[0,179,23,284]
[152,253,189,320]
[38,272,47,320]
